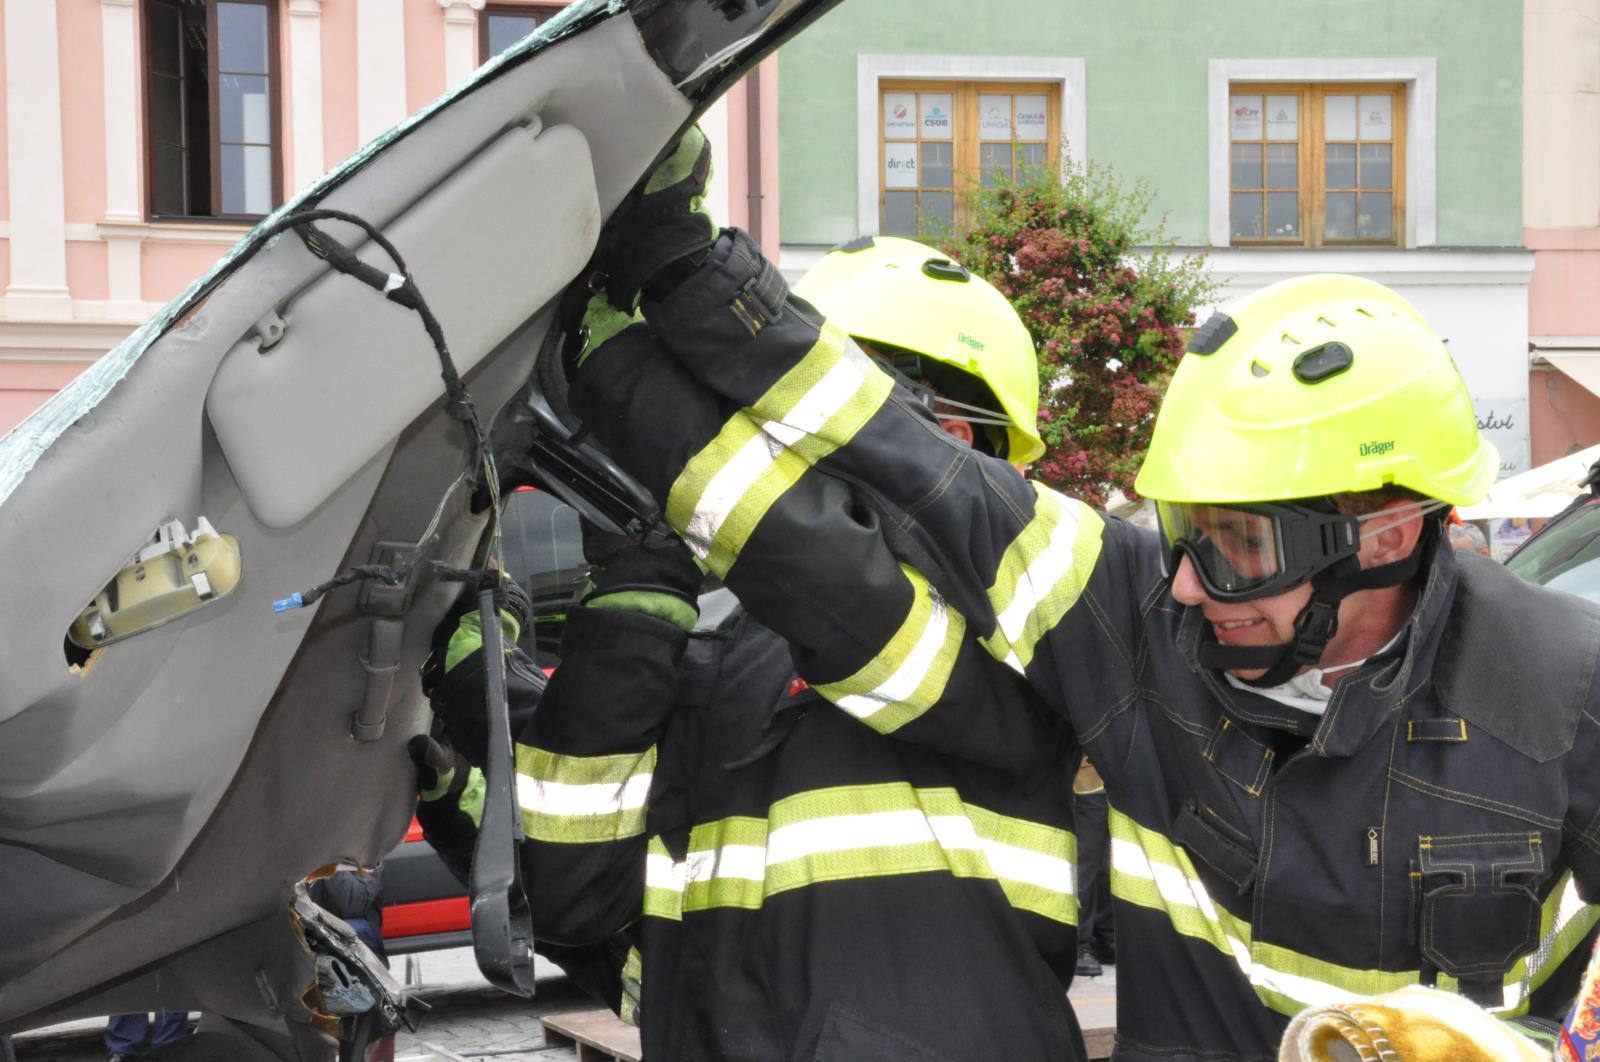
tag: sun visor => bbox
[206,121,599,529]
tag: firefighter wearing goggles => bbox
[563,178,1600,1058]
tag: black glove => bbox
[423,572,531,695]
[408,733,481,886]
[581,518,703,609]
[596,125,718,311]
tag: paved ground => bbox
[7,948,1116,1061]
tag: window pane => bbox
[1265,94,1298,141]
[1359,95,1393,141]
[1325,191,1357,239]
[148,3,181,76]
[1267,192,1299,238]
[1231,143,1262,189]
[920,141,952,189]
[1266,143,1297,188]
[1016,95,1048,141]
[150,74,184,147]
[217,2,269,75]
[919,93,953,140]
[1017,143,1048,175]
[1230,95,1262,139]
[884,141,918,189]
[884,191,918,236]
[1358,192,1393,239]
[487,14,539,56]
[219,73,271,144]
[1359,143,1392,189]
[920,192,955,235]
[883,92,916,139]
[1324,95,1357,140]
[152,143,186,215]
[1230,192,1263,238]
[979,94,1013,140]
[980,143,1012,188]
[221,143,272,215]
[1325,143,1357,188]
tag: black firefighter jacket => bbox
[486,592,1087,1061]
[566,227,1600,1061]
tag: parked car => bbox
[0,2,841,1059]
[1505,462,1600,601]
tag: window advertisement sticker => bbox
[979,95,1013,139]
[885,141,919,189]
[1265,94,1298,141]
[920,93,953,140]
[1230,95,1262,140]
[883,92,917,140]
[1473,396,1529,477]
[1359,95,1392,141]
[1016,95,1048,141]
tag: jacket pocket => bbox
[1173,799,1258,894]
[1414,832,1543,979]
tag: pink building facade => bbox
[0,0,778,434]
[1525,0,1600,464]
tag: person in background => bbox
[104,1013,189,1062]
[1448,514,1491,557]
[308,867,393,1062]
[1072,758,1114,978]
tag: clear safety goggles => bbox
[1155,499,1443,602]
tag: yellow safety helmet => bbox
[1134,274,1497,507]
[794,235,1045,465]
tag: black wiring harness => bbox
[250,208,507,612]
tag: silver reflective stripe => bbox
[681,426,785,561]
[515,771,652,818]
[834,589,953,720]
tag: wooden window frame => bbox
[141,0,284,222]
[1228,81,1406,248]
[879,79,1062,238]
[478,3,566,65]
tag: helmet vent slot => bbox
[1356,307,1376,318]
[1251,360,1270,378]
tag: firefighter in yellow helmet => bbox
[541,123,1600,1059]
[419,182,1092,1057]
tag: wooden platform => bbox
[541,1007,1113,1061]
[540,1010,642,1062]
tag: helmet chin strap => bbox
[1196,538,1431,688]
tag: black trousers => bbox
[1075,790,1114,960]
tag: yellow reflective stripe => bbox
[665,328,892,578]
[1108,809,1595,1017]
[515,744,654,843]
[619,945,643,1027]
[815,566,965,734]
[980,485,1105,672]
[640,783,1076,925]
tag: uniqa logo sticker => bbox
[1360,440,1395,457]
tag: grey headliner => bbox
[0,10,689,1033]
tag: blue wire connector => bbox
[273,592,305,613]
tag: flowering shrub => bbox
[944,164,1214,507]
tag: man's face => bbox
[1166,499,1424,680]
[1167,507,1314,676]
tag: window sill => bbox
[97,219,255,245]
[1202,245,1533,286]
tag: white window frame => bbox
[856,55,1087,239]
[1209,58,1437,248]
